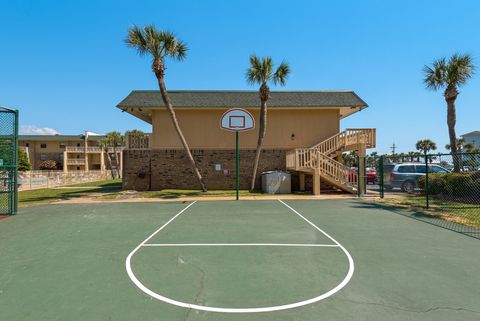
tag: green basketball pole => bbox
[236,131,239,200]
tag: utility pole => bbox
[390,143,397,155]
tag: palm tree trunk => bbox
[445,86,460,172]
[112,145,120,179]
[250,97,268,191]
[154,60,207,192]
[105,149,114,179]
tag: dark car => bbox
[386,163,449,192]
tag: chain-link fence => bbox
[0,107,18,215]
[371,152,480,239]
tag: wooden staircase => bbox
[286,128,376,194]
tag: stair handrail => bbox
[309,128,376,155]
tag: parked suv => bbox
[386,163,450,192]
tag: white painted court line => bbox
[142,243,340,247]
[125,200,355,314]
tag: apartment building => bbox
[19,133,123,174]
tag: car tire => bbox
[401,181,416,193]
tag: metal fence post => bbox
[424,151,429,209]
[357,155,360,197]
[379,155,384,199]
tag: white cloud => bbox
[20,125,60,135]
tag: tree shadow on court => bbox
[19,183,123,207]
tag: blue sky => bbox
[1,0,479,153]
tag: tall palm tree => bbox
[246,55,290,191]
[126,25,207,192]
[416,139,437,154]
[423,53,475,171]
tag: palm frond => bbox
[261,56,273,82]
[273,61,290,86]
[423,57,447,90]
[447,53,475,87]
[162,32,188,61]
[125,25,148,56]
[246,55,264,85]
[126,25,188,62]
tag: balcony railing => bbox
[65,146,123,153]
[125,133,151,150]
[67,158,86,165]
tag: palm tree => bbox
[126,25,207,192]
[445,138,475,153]
[99,131,124,178]
[423,53,475,171]
[246,55,290,191]
[416,139,437,154]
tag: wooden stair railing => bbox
[286,128,375,193]
[310,128,376,155]
[287,148,357,192]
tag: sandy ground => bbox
[53,193,369,205]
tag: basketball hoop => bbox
[219,108,255,200]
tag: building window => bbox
[59,143,66,149]
[77,143,81,147]
[40,143,47,149]
[59,153,64,161]
[40,153,47,160]
[25,143,29,147]
[77,166,80,170]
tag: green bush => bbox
[18,148,32,171]
[419,172,480,197]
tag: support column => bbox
[63,151,68,173]
[100,150,105,171]
[312,169,321,195]
[299,172,305,192]
[336,151,343,163]
[84,137,89,172]
[119,151,123,178]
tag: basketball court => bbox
[1,199,479,321]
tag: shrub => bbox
[18,149,32,171]
[419,172,480,197]
[39,160,58,170]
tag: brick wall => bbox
[123,149,302,191]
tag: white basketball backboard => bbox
[220,108,255,132]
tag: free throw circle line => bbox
[126,200,354,313]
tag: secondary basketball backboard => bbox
[220,108,255,132]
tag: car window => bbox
[431,166,448,173]
[397,165,415,173]
[416,165,427,173]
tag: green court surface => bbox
[1,200,479,321]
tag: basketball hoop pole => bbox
[236,131,239,200]
[220,108,255,200]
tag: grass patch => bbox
[377,194,480,228]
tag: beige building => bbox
[19,134,123,174]
[118,90,375,194]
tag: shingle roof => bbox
[19,135,105,141]
[116,90,368,109]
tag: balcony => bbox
[67,158,86,165]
